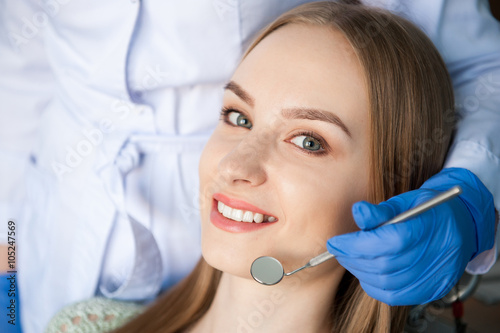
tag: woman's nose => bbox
[218,135,268,187]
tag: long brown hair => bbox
[115,2,454,332]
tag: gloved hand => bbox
[327,168,496,306]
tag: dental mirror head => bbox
[251,256,285,285]
[251,251,334,286]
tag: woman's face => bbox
[199,24,370,282]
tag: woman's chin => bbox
[201,251,255,280]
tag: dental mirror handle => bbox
[377,185,462,227]
[290,185,463,276]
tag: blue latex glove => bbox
[327,168,496,306]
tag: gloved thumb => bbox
[352,200,398,230]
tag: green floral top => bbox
[45,297,144,333]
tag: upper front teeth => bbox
[217,201,276,223]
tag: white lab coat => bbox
[0,0,499,332]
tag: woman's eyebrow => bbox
[282,108,352,138]
[224,81,255,107]
[224,80,351,138]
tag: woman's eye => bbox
[290,135,323,152]
[227,111,252,129]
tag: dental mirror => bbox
[250,256,285,285]
[251,186,462,286]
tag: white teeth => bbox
[222,205,232,218]
[242,211,254,222]
[217,200,276,223]
[231,209,243,222]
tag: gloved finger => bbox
[360,278,448,305]
[360,281,416,306]
[341,260,416,291]
[352,190,423,230]
[327,218,426,258]
[334,249,423,275]
[351,201,395,230]
[353,244,464,292]
[359,264,457,306]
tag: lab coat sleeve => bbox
[423,0,500,273]
[0,1,55,243]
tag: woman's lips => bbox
[213,193,277,219]
[210,195,278,233]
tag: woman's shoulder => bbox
[45,297,145,333]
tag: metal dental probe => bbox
[250,185,463,285]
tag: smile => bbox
[217,200,277,223]
[209,193,279,233]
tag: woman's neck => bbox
[190,266,345,333]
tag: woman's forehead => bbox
[235,25,364,91]
[229,24,369,133]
